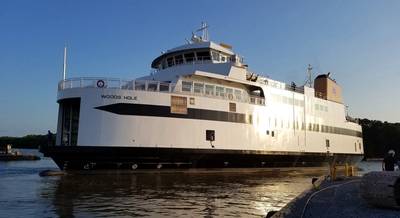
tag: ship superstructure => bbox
[42,24,363,170]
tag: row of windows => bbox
[315,104,328,112]
[272,94,304,107]
[271,94,329,112]
[159,50,230,69]
[181,81,265,105]
[307,123,361,137]
[263,117,361,138]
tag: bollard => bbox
[329,164,337,181]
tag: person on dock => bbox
[47,130,53,147]
[382,150,396,171]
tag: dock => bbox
[271,174,400,217]
[0,144,40,161]
[0,154,40,161]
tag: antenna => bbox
[63,45,67,80]
[306,64,313,87]
[195,22,209,41]
[201,22,209,41]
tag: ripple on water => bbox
[0,155,338,217]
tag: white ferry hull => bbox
[42,82,364,170]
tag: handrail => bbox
[346,116,359,124]
[58,77,265,105]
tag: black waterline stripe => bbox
[95,103,362,137]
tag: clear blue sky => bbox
[1,0,399,136]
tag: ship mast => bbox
[63,45,67,80]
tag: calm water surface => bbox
[1,149,376,218]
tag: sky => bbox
[1,0,400,136]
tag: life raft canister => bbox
[97,80,105,88]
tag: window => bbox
[211,51,220,61]
[205,85,215,95]
[216,86,225,97]
[194,83,204,94]
[196,51,211,61]
[147,82,158,91]
[226,88,233,100]
[190,97,195,105]
[235,89,242,101]
[184,53,195,63]
[221,56,226,62]
[206,130,215,141]
[182,81,193,92]
[175,55,184,65]
[271,131,275,137]
[159,83,170,92]
[135,81,146,90]
[229,102,236,112]
[167,57,174,67]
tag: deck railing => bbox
[58,78,265,105]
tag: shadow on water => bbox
[42,169,326,217]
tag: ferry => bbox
[41,24,364,170]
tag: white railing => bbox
[59,78,177,92]
[58,77,265,105]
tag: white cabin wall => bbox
[228,66,247,81]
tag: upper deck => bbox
[58,77,265,106]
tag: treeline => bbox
[1,119,399,158]
[360,119,400,159]
[0,134,53,149]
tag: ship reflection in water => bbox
[45,170,326,217]
[1,154,328,217]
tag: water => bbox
[1,149,375,218]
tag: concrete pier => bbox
[272,176,400,218]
